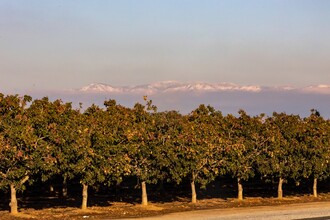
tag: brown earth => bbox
[1,193,330,220]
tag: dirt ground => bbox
[1,193,330,220]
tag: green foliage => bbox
[169,105,226,187]
[224,110,265,182]
[258,113,303,182]
[126,98,160,184]
[0,94,37,190]
[0,92,330,207]
[299,110,330,180]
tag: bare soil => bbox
[1,193,330,220]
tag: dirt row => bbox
[1,193,330,220]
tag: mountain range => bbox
[19,81,330,118]
[78,81,330,95]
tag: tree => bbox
[69,104,104,210]
[126,98,158,206]
[224,110,265,200]
[36,99,78,198]
[27,97,60,187]
[0,94,40,214]
[300,110,330,197]
[100,100,132,202]
[170,105,225,203]
[259,112,302,199]
[151,110,185,193]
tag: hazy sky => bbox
[1,0,330,92]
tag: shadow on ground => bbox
[0,176,329,212]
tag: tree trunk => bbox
[141,181,148,206]
[10,184,18,214]
[313,178,317,198]
[191,180,197,203]
[81,184,88,210]
[62,177,68,198]
[278,177,283,199]
[237,178,243,201]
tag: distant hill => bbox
[11,81,330,118]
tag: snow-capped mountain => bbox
[79,81,262,94]
[79,83,125,93]
[78,81,330,98]
[301,85,330,94]
[38,81,330,118]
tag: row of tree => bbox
[0,93,329,214]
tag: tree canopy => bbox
[0,92,329,213]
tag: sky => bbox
[1,0,330,93]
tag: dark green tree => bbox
[300,110,330,197]
[0,94,40,214]
[171,105,225,203]
[72,104,105,209]
[126,98,158,205]
[224,110,265,200]
[101,100,132,200]
[38,99,78,198]
[260,112,302,199]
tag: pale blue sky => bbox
[1,0,330,92]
